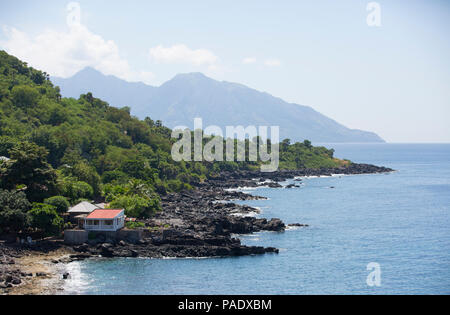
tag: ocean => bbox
[62,144,450,295]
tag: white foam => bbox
[225,186,260,192]
[244,237,260,241]
[231,210,259,218]
[62,261,93,294]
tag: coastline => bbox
[0,242,75,295]
[8,248,73,295]
[1,163,393,295]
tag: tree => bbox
[62,181,94,202]
[105,179,161,218]
[11,85,40,108]
[281,139,291,152]
[125,179,155,198]
[70,162,102,196]
[120,158,155,181]
[44,196,69,214]
[144,117,155,128]
[101,170,129,184]
[0,142,58,202]
[158,161,179,180]
[303,140,312,150]
[0,136,17,156]
[28,203,63,236]
[0,189,31,234]
[110,194,161,219]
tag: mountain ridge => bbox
[52,68,385,143]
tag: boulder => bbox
[74,244,89,253]
[265,247,279,254]
[4,275,13,283]
[100,243,114,257]
[264,218,285,231]
[288,223,309,227]
[11,277,21,285]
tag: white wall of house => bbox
[84,215,125,232]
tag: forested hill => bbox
[0,50,347,235]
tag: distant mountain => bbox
[53,68,384,143]
[52,67,156,111]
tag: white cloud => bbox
[264,58,282,67]
[242,57,257,64]
[0,24,155,84]
[149,44,218,66]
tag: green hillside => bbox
[0,50,346,235]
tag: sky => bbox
[0,0,449,143]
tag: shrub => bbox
[63,181,94,201]
[153,179,167,195]
[44,196,69,213]
[167,179,192,192]
[71,162,102,196]
[28,203,64,236]
[102,183,126,202]
[0,189,31,233]
[125,221,145,229]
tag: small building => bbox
[68,201,103,228]
[68,201,100,216]
[84,209,125,232]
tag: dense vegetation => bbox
[0,50,347,237]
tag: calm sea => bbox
[63,144,450,295]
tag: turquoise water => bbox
[63,144,450,295]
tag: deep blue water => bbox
[63,144,450,295]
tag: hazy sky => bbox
[1,0,449,143]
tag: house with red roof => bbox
[84,209,125,232]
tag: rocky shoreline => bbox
[1,163,393,294]
[0,241,74,294]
